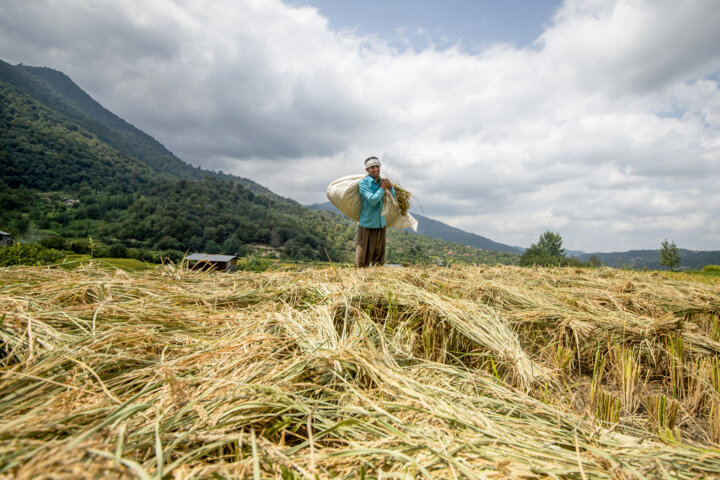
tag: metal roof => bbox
[185,254,237,262]
[0,231,10,236]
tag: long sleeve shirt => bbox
[358,175,396,228]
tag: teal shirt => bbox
[358,175,396,228]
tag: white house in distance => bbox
[184,253,238,272]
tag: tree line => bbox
[520,231,690,271]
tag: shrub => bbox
[107,243,128,258]
[161,250,184,263]
[132,248,160,263]
[237,256,274,272]
[69,241,90,254]
[91,246,115,258]
[40,236,66,251]
[703,265,720,273]
[0,243,65,266]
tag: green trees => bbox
[587,255,603,268]
[537,231,565,257]
[519,231,567,267]
[660,239,681,270]
[0,242,65,266]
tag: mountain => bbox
[1,61,195,178]
[579,250,720,270]
[0,59,352,261]
[0,60,275,197]
[412,212,522,254]
[308,201,521,254]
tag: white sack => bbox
[326,175,418,231]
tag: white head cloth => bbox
[364,156,381,168]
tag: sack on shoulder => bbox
[326,175,418,231]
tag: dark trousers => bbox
[355,226,386,268]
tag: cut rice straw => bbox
[1,263,719,478]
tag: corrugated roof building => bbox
[0,231,12,246]
[184,253,238,272]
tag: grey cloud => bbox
[163,78,372,161]
[100,24,373,161]
[542,0,720,94]
[0,2,183,63]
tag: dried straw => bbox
[392,184,412,217]
[1,263,720,478]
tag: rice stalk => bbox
[589,347,606,409]
[550,344,574,373]
[611,343,642,414]
[667,334,685,399]
[645,394,680,437]
[711,355,720,395]
[392,184,413,217]
[686,357,714,414]
[595,390,621,424]
[710,399,720,446]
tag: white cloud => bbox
[0,0,718,251]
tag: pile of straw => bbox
[1,263,719,478]
[392,184,412,217]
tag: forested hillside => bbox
[0,60,353,260]
[1,60,275,195]
[1,61,199,180]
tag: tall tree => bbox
[660,239,681,270]
[537,231,565,257]
[587,255,603,268]
[519,230,566,267]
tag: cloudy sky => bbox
[1,0,719,252]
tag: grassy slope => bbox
[1,264,719,478]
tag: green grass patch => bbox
[59,254,155,271]
[663,269,720,284]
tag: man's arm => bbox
[359,178,385,206]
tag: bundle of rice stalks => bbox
[2,263,720,478]
[392,183,413,217]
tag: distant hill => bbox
[579,249,720,270]
[308,201,522,254]
[412,213,522,254]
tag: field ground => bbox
[1,263,720,478]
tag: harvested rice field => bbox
[1,263,720,479]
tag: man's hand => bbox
[380,179,392,190]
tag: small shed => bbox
[0,231,12,246]
[185,253,238,272]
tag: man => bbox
[355,156,396,268]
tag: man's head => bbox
[364,156,381,179]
